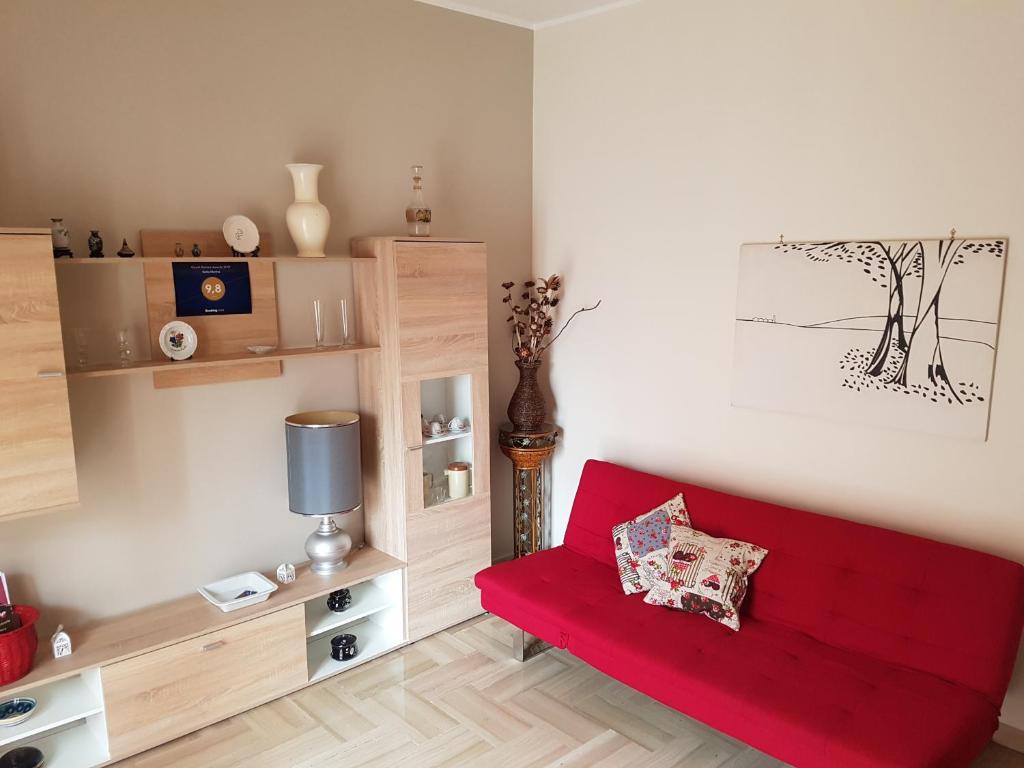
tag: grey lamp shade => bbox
[285,410,362,516]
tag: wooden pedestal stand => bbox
[498,422,559,660]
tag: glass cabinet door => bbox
[417,373,475,508]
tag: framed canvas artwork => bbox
[733,237,1007,440]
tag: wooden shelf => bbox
[67,344,378,380]
[54,254,355,265]
[0,547,405,698]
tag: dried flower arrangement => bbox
[501,275,600,363]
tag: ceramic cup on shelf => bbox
[445,462,471,500]
[448,416,467,433]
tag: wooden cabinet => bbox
[353,237,492,641]
[0,229,78,519]
[102,605,307,760]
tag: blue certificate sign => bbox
[172,263,253,316]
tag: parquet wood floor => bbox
[116,615,1024,768]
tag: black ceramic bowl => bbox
[326,588,352,613]
[0,746,45,768]
[330,633,358,661]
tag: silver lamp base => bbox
[305,516,352,574]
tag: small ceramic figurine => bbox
[50,218,73,258]
[191,243,202,258]
[276,563,296,584]
[51,624,72,659]
[87,230,104,258]
[117,238,135,258]
[174,242,185,257]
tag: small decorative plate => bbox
[247,345,276,355]
[0,697,37,727]
[158,321,198,361]
[222,214,260,254]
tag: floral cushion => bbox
[644,524,768,630]
[612,494,690,594]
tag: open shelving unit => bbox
[52,229,372,388]
[0,669,109,768]
[303,569,404,684]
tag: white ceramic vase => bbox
[285,163,330,258]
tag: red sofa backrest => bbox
[564,459,1024,709]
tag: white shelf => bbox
[304,582,394,639]
[19,721,108,768]
[306,619,402,684]
[0,675,103,749]
[422,429,472,446]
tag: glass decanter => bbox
[405,165,431,237]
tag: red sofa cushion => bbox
[562,460,1024,708]
[476,545,998,768]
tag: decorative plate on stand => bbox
[158,321,198,361]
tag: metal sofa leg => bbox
[513,629,551,661]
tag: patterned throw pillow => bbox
[612,494,691,595]
[644,524,768,631]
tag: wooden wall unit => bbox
[0,548,406,766]
[353,236,492,640]
[0,229,78,519]
[0,234,492,763]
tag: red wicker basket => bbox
[0,605,40,686]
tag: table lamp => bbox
[285,411,362,574]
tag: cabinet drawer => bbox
[102,604,306,760]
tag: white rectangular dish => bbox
[197,572,278,612]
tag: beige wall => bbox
[534,0,1024,734]
[0,0,531,623]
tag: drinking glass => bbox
[117,328,132,368]
[313,299,324,348]
[339,299,351,346]
[72,328,89,369]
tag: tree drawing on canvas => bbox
[732,237,1007,439]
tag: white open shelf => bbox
[0,674,103,749]
[16,720,109,768]
[1,668,109,768]
[422,429,472,446]
[306,618,402,684]
[304,581,394,638]
[304,568,404,685]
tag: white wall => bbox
[0,0,531,625]
[534,0,1024,734]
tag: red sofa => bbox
[475,460,1024,768]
